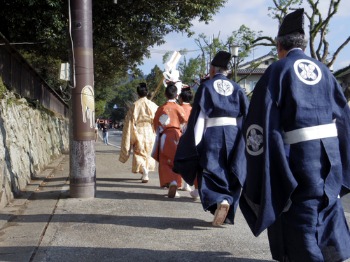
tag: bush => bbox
[0,76,7,99]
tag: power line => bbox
[148,48,201,54]
[0,41,45,45]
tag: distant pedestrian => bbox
[174,51,249,226]
[240,9,350,261]
[94,119,99,142]
[153,82,187,198]
[102,123,109,145]
[119,83,158,183]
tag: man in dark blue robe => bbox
[174,51,249,226]
[240,8,350,262]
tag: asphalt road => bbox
[106,129,350,213]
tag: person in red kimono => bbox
[153,82,187,198]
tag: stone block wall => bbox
[0,91,69,208]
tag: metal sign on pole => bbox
[69,0,96,198]
[60,63,70,81]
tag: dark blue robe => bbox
[240,49,350,261]
[174,73,248,223]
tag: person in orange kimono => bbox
[153,82,187,198]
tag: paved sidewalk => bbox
[0,140,349,262]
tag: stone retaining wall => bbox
[0,91,69,208]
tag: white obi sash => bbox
[283,123,337,144]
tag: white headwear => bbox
[163,51,182,95]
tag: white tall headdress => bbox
[163,51,182,95]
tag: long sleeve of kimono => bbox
[331,77,350,196]
[239,72,298,237]
[230,89,249,186]
[337,105,350,196]
[173,86,204,185]
[119,106,134,163]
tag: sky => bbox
[139,0,350,75]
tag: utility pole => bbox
[69,0,96,198]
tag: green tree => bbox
[160,49,203,87]
[178,56,203,86]
[252,0,350,68]
[176,0,349,88]
[95,100,107,119]
[194,33,228,75]
[104,79,139,122]
[0,0,228,97]
[145,65,165,106]
[190,28,263,82]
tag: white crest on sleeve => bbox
[159,114,170,126]
[213,80,234,96]
[294,59,322,85]
[246,124,264,156]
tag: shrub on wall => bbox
[0,77,7,99]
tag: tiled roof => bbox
[239,51,276,68]
[238,68,266,75]
[334,65,350,78]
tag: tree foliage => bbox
[145,65,166,106]
[191,27,263,82]
[253,0,350,68]
[175,0,349,91]
[0,0,227,98]
[178,55,203,86]
[98,65,165,122]
[104,80,138,122]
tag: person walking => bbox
[239,9,350,262]
[94,119,99,142]
[153,82,187,198]
[102,123,109,145]
[178,85,193,122]
[119,83,158,183]
[178,85,198,196]
[173,51,249,226]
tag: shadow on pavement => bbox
[0,246,272,262]
[0,213,214,230]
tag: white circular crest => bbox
[213,80,234,96]
[246,124,264,156]
[293,59,322,85]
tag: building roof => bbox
[238,68,266,75]
[334,65,350,78]
[236,51,276,77]
[239,51,276,69]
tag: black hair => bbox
[137,82,148,97]
[179,89,193,103]
[165,82,178,99]
[276,33,307,51]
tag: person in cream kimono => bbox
[119,83,158,183]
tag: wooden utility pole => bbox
[69,0,96,198]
